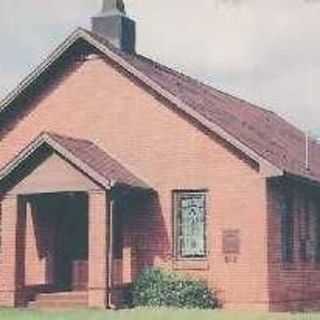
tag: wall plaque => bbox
[222,229,240,254]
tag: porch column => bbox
[88,190,110,308]
[0,195,26,307]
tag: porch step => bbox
[29,291,88,309]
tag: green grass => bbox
[0,308,320,320]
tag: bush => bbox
[131,268,218,309]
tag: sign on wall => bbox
[222,229,240,263]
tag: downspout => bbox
[108,197,116,309]
[305,132,310,171]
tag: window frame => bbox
[172,190,208,260]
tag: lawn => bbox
[0,308,320,320]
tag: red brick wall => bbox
[267,178,320,312]
[0,195,26,306]
[88,190,109,308]
[0,56,271,309]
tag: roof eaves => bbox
[0,134,46,179]
[0,28,86,114]
[284,171,320,187]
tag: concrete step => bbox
[29,291,88,309]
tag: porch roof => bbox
[0,132,150,191]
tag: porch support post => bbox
[88,190,110,308]
[0,194,26,307]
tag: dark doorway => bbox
[54,193,88,291]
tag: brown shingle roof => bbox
[1,28,319,183]
[86,30,320,182]
[0,132,149,190]
[48,132,148,189]
[130,53,320,180]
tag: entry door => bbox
[54,193,88,291]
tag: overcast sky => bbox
[0,0,320,133]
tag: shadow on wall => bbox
[30,197,52,261]
[25,195,58,293]
[114,189,170,280]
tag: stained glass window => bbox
[174,191,207,258]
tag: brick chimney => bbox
[91,0,136,54]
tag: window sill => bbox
[173,258,209,271]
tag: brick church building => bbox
[1,0,320,312]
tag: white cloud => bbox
[1,0,320,132]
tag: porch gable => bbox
[0,131,149,195]
[11,153,99,194]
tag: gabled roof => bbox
[0,132,149,190]
[1,28,320,183]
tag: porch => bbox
[0,132,152,308]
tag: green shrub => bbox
[131,268,218,309]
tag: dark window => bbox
[280,189,294,263]
[113,203,123,260]
[315,201,320,264]
[174,191,207,259]
[299,195,311,262]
